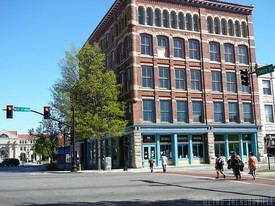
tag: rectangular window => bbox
[192,101,203,123]
[265,105,274,123]
[142,66,153,88]
[209,42,220,62]
[159,67,170,89]
[226,72,236,92]
[228,102,239,123]
[263,80,272,95]
[143,99,155,122]
[213,102,224,123]
[140,35,152,55]
[177,100,188,122]
[191,70,201,91]
[212,71,221,92]
[174,39,184,58]
[224,44,234,63]
[175,69,186,90]
[160,100,172,123]
[238,46,248,64]
[243,103,253,123]
[189,40,200,60]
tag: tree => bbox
[50,44,79,122]
[31,119,59,164]
[73,43,128,169]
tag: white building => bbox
[257,65,275,159]
[0,130,37,163]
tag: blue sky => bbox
[0,0,274,134]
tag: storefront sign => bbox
[178,135,188,142]
[143,136,155,143]
[160,136,171,142]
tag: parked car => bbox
[1,158,20,166]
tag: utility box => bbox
[104,157,112,170]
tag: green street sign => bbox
[13,107,31,112]
[256,64,274,76]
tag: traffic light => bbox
[6,105,13,119]
[240,69,250,86]
[43,106,51,119]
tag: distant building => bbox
[0,130,38,163]
[81,0,262,169]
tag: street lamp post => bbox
[71,107,77,172]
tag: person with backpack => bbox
[230,151,243,180]
[148,156,155,173]
[215,154,226,179]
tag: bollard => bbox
[78,164,81,171]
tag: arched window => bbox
[174,38,185,58]
[235,21,240,37]
[193,15,199,31]
[163,10,169,28]
[189,39,200,60]
[186,14,191,30]
[138,7,144,24]
[214,18,219,34]
[238,45,248,64]
[207,17,213,33]
[155,9,161,27]
[178,13,184,30]
[221,19,227,35]
[157,36,169,57]
[171,12,176,29]
[140,34,152,55]
[241,22,247,37]
[146,8,153,26]
[209,42,220,62]
[228,20,233,36]
[224,43,235,63]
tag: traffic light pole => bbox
[30,109,77,172]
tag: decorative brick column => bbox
[131,131,142,168]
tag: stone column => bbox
[131,131,142,168]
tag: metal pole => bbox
[71,107,77,172]
[64,128,66,171]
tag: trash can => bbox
[104,157,112,170]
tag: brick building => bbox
[83,0,262,169]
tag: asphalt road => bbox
[0,165,274,206]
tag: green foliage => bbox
[31,120,59,164]
[73,43,128,139]
[50,43,79,122]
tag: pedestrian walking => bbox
[148,157,155,172]
[230,151,243,180]
[161,153,168,173]
[215,154,226,179]
[248,152,257,180]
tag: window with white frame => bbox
[209,42,220,62]
[160,100,172,123]
[214,102,224,123]
[226,72,236,92]
[157,36,169,57]
[238,45,248,64]
[189,40,200,60]
[263,80,272,95]
[140,34,152,55]
[177,100,188,123]
[191,70,201,91]
[143,99,155,123]
[212,71,221,92]
[175,68,186,90]
[146,8,153,26]
[192,101,203,123]
[243,103,253,123]
[174,38,184,59]
[265,105,274,123]
[138,7,144,24]
[159,67,170,89]
[228,102,239,123]
[142,65,153,88]
[224,43,234,63]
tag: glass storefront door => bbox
[142,145,156,166]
